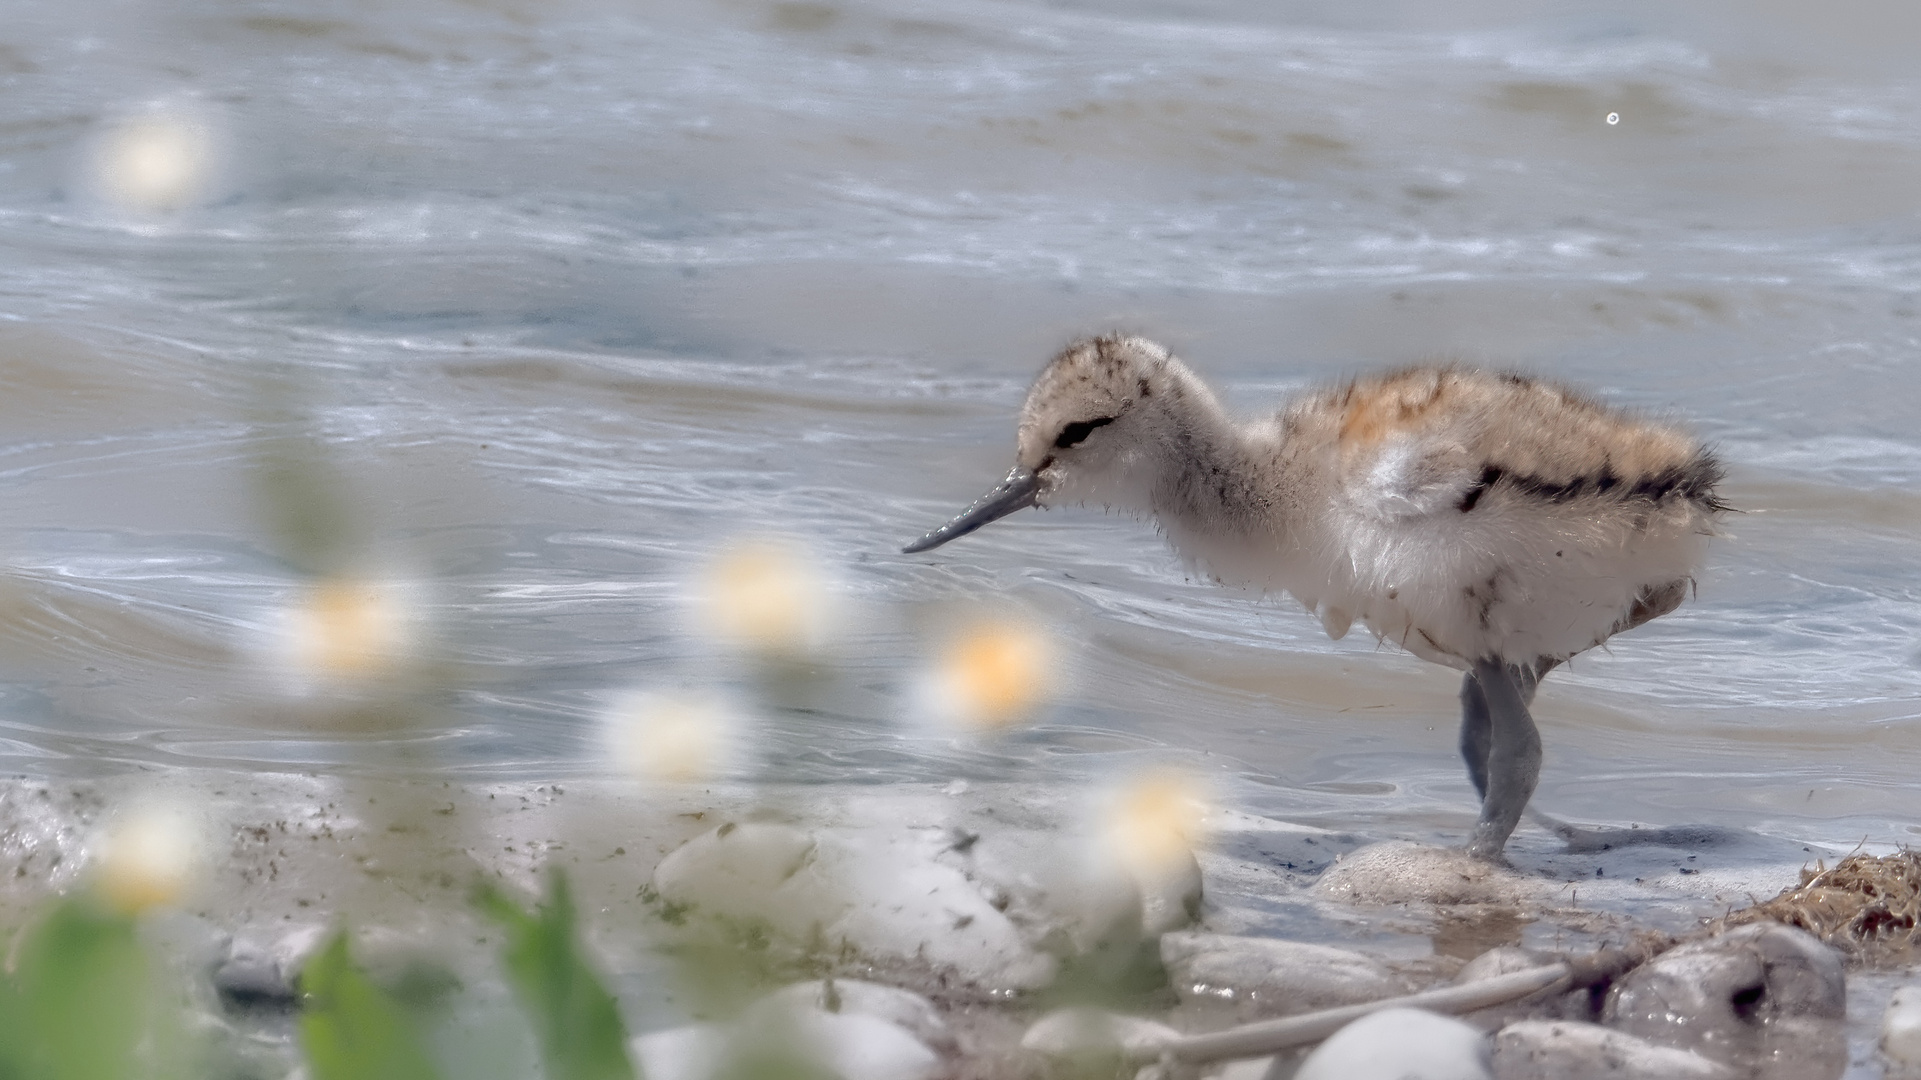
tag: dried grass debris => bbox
[1724,849,1921,961]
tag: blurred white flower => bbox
[1095,769,1211,885]
[693,538,836,659]
[277,576,423,688]
[603,690,747,784]
[919,618,1056,733]
[95,804,202,915]
[90,105,220,214]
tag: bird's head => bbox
[903,335,1179,553]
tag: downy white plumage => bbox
[903,335,1726,859]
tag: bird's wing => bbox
[1350,435,1479,521]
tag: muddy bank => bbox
[1,770,1912,1078]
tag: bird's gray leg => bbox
[1459,658,1555,804]
[1518,658,1556,700]
[1457,673,1493,802]
[1465,662,1701,854]
[1465,658,1543,862]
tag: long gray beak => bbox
[901,467,1041,554]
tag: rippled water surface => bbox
[0,0,1918,855]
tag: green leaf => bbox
[299,933,446,1080]
[0,976,25,1080]
[476,872,637,1080]
[11,900,148,1080]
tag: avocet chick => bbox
[903,336,1726,860]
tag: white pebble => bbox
[765,979,956,1055]
[1020,1007,1180,1059]
[1453,946,1546,985]
[651,822,1054,990]
[1885,985,1921,1066]
[1056,857,1149,953]
[632,999,940,1080]
[789,1010,940,1080]
[1494,1020,1734,1079]
[1294,1008,1491,1080]
[632,1023,724,1080]
[1315,841,1549,906]
[1161,931,1409,1015]
[1604,922,1845,1048]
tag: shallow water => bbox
[1,0,1919,889]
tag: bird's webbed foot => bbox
[1526,809,1744,853]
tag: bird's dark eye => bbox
[1054,415,1115,449]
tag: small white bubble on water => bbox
[1606,112,1620,125]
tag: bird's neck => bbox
[1142,377,1271,547]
